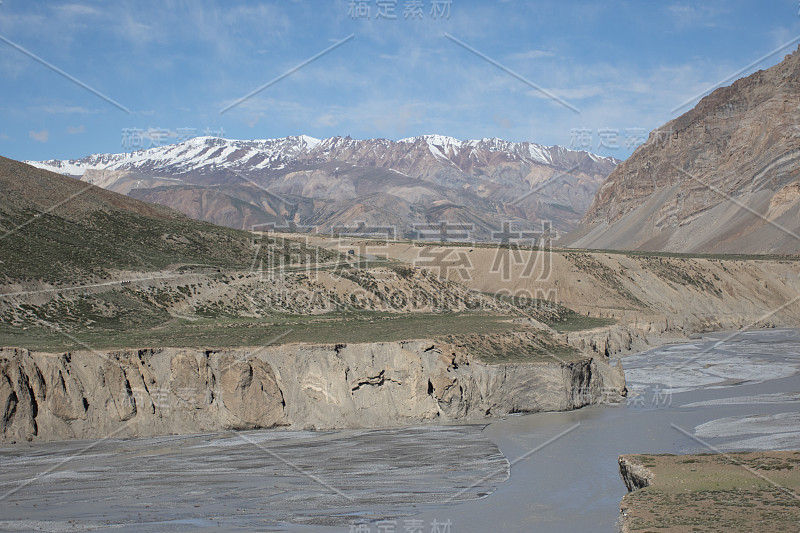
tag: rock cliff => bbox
[618,455,655,533]
[618,455,654,492]
[0,341,625,443]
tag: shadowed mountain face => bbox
[565,46,800,255]
[28,135,617,240]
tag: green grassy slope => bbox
[0,157,329,282]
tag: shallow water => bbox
[1,328,799,532]
[0,426,508,532]
[404,329,800,532]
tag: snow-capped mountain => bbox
[29,134,615,180]
[28,135,618,239]
[28,135,323,177]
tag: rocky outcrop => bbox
[566,45,800,254]
[0,340,625,443]
[618,455,655,533]
[565,323,657,358]
[618,455,654,492]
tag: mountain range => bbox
[28,135,618,240]
[25,47,800,255]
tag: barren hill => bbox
[565,46,800,254]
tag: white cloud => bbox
[665,3,725,29]
[527,85,603,101]
[29,129,49,143]
[509,49,556,61]
[53,4,101,17]
[315,113,341,128]
[121,14,155,45]
[32,105,97,114]
[67,125,85,135]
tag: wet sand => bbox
[0,426,508,532]
[1,329,798,532]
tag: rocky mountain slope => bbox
[28,135,618,239]
[565,46,800,254]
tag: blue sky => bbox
[1,0,800,162]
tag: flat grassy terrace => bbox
[0,312,529,352]
[621,452,800,532]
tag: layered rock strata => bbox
[0,341,625,443]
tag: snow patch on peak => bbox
[398,134,462,146]
[25,159,88,177]
[27,133,617,182]
[185,136,218,144]
[298,135,321,149]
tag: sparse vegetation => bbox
[437,331,584,364]
[549,311,616,332]
[635,256,723,295]
[0,311,533,352]
[2,157,728,361]
[621,452,800,532]
[563,252,645,306]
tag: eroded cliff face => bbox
[618,456,654,492]
[0,341,625,443]
[618,456,655,533]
